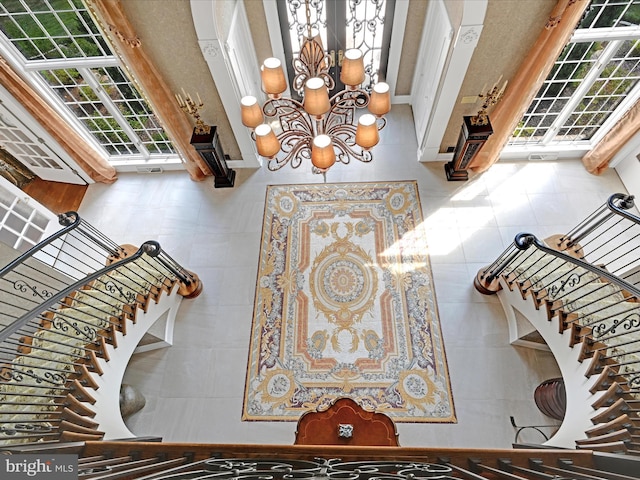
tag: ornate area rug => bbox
[243,182,456,423]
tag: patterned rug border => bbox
[243,180,456,423]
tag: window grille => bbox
[0,0,176,164]
[509,0,640,148]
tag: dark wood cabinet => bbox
[190,126,236,188]
[444,115,493,181]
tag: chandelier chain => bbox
[304,0,312,40]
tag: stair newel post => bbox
[475,234,536,295]
[474,245,516,295]
[141,241,203,299]
[473,233,535,295]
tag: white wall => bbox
[615,152,640,200]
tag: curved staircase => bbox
[476,193,640,455]
[0,212,201,446]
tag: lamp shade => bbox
[311,135,336,170]
[340,49,365,87]
[369,82,391,117]
[303,77,330,117]
[355,114,379,150]
[240,96,263,128]
[255,124,281,158]
[261,58,287,96]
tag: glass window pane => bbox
[509,1,640,148]
[0,0,110,59]
[346,0,388,87]
[0,0,178,163]
[0,230,19,249]
[25,224,45,243]
[91,66,176,155]
[581,0,640,28]
[554,38,640,141]
[39,67,137,154]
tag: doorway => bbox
[277,0,395,95]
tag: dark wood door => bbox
[277,0,395,96]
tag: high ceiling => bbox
[115,0,557,162]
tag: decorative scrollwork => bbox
[104,280,136,302]
[52,315,94,341]
[52,316,69,333]
[130,458,459,480]
[592,313,640,339]
[17,369,46,384]
[346,0,387,88]
[43,370,66,385]
[293,37,333,94]
[12,280,53,300]
[264,87,377,172]
[0,368,19,382]
[548,273,581,300]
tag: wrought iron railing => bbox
[476,193,640,454]
[0,212,200,445]
[3,441,639,480]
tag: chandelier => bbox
[239,2,390,175]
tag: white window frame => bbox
[0,4,182,169]
[502,20,640,161]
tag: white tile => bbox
[77,106,629,449]
[458,226,505,263]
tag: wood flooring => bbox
[22,178,88,214]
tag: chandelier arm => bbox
[263,97,315,137]
[267,131,312,171]
[326,122,357,141]
[328,88,370,110]
[323,89,370,134]
[263,97,306,118]
[330,135,373,165]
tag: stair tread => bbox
[0,249,176,446]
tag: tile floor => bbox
[78,104,629,448]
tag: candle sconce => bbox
[176,89,210,135]
[176,90,235,188]
[471,77,508,126]
[444,77,506,182]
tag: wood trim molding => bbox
[86,0,211,181]
[81,442,598,467]
[0,58,117,184]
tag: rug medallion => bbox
[243,182,456,423]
